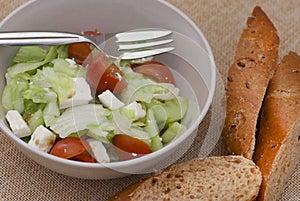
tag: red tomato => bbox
[68,42,92,64]
[112,134,152,161]
[50,137,88,159]
[86,53,127,94]
[133,61,175,85]
[72,152,97,163]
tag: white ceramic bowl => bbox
[0,0,216,179]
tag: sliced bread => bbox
[108,155,262,201]
[253,51,300,201]
[222,6,279,159]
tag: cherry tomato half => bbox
[133,61,175,85]
[72,152,97,163]
[86,53,127,94]
[112,134,152,161]
[50,137,88,159]
[68,42,92,64]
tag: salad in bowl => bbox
[0,0,215,180]
[2,41,188,163]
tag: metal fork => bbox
[0,30,174,60]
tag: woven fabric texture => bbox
[0,0,299,200]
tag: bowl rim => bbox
[0,0,217,171]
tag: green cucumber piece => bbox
[150,135,163,151]
[161,122,186,144]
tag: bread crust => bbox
[222,6,279,159]
[108,182,141,201]
[253,52,300,201]
[108,156,262,201]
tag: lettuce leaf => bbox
[27,109,44,132]
[31,67,75,103]
[1,76,29,113]
[43,97,60,127]
[23,98,46,116]
[52,58,87,77]
[6,61,46,79]
[56,45,69,59]
[112,110,150,143]
[6,45,69,79]
[50,104,110,138]
[13,46,47,63]
[86,122,115,143]
[23,85,55,103]
[44,45,68,63]
[119,70,179,103]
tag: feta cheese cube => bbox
[86,138,110,163]
[60,77,93,109]
[123,101,146,121]
[5,110,31,138]
[28,125,56,153]
[98,90,125,110]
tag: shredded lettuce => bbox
[44,46,59,63]
[86,122,115,143]
[31,67,75,103]
[52,58,87,78]
[112,110,150,142]
[1,76,29,113]
[13,46,47,63]
[44,45,68,62]
[27,109,44,132]
[118,70,179,103]
[50,104,110,138]
[144,108,159,138]
[6,45,69,80]
[43,98,60,127]
[23,99,46,116]
[56,45,69,59]
[23,85,56,103]
[6,61,46,79]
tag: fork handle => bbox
[0,31,89,46]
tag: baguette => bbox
[222,6,279,159]
[253,52,300,201]
[108,155,262,201]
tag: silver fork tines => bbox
[115,30,172,42]
[0,30,174,60]
[118,39,173,50]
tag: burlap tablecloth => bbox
[0,0,299,200]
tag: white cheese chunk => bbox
[28,125,56,153]
[60,77,93,109]
[5,110,31,138]
[98,90,125,110]
[123,101,146,121]
[86,138,110,163]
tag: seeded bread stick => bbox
[222,6,279,159]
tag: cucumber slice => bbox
[150,135,163,151]
[161,122,186,144]
[163,97,188,124]
[151,104,167,131]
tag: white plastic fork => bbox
[0,30,174,60]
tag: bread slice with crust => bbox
[222,6,279,159]
[108,155,262,201]
[253,51,300,201]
